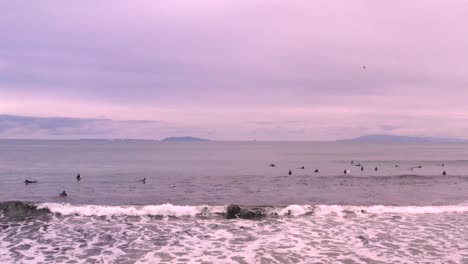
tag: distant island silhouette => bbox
[162,136,210,142]
[339,134,466,143]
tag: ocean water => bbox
[1,140,468,263]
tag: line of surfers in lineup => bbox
[23,161,448,197]
[23,174,147,198]
[272,160,448,176]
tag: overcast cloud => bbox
[1,1,467,140]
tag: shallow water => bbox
[2,207,468,263]
[1,140,468,263]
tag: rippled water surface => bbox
[1,140,468,205]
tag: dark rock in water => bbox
[226,204,241,219]
[0,201,50,221]
[226,204,266,220]
[239,208,266,219]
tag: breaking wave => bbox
[38,202,468,217]
[37,203,226,217]
[3,201,468,219]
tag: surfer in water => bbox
[137,178,146,183]
[442,170,447,176]
[298,166,305,169]
[59,191,67,197]
[76,173,81,181]
[288,170,292,175]
[314,169,319,173]
[24,179,38,184]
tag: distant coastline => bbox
[162,136,210,142]
[0,135,466,142]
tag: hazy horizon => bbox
[1,1,467,140]
[0,127,467,142]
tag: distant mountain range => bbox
[339,134,466,143]
[162,136,210,142]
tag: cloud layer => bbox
[0,115,208,140]
[1,1,467,140]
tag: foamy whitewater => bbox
[2,202,468,263]
[1,140,468,263]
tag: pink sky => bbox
[0,1,467,140]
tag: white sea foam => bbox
[2,205,468,263]
[312,204,468,215]
[36,202,468,217]
[37,203,225,217]
[270,203,468,217]
[274,204,313,216]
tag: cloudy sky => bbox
[1,1,467,140]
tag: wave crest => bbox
[1,202,466,219]
[37,203,226,217]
